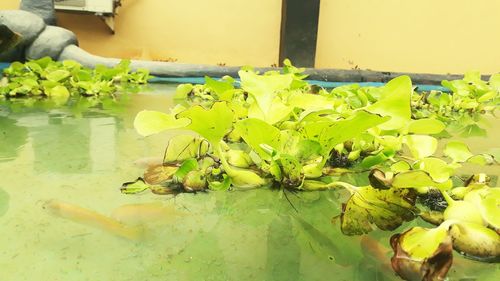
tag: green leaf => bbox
[303,110,389,156]
[489,73,500,91]
[235,118,283,161]
[392,170,453,191]
[390,225,453,281]
[62,59,82,69]
[134,110,190,137]
[407,118,445,134]
[400,225,450,260]
[464,187,500,230]
[120,178,150,194]
[247,96,292,124]
[403,135,438,159]
[208,174,232,191]
[359,149,394,169]
[74,69,92,81]
[459,124,487,138]
[33,56,53,69]
[444,141,473,162]
[238,70,293,121]
[205,76,234,96]
[46,85,69,98]
[413,157,455,182]
[46,69,71,82]
[174,158,199,182]
[467,154,496,166]
[292,139,323,161]
[390,161,411,173]
[278,154,303,185]
[340,186,417,235]
[225,149,253,168]
[173,84,193,100]
[163,135,209,163]
[177,102,234,143]
[288,91,335,112]
[367,75,412,130]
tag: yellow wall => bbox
[1,0,282,67]
[2,0,499,74]
[0,0,18,9]
[316,0,500,74]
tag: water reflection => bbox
[0,116,28,162]
[27,114,118,174]
[1,96,129,174]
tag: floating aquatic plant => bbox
[0,57,152,102]
[124,61,499,280]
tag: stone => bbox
[0,10,45,47]
[20,0,57,25]
[25,26,78,60]
[0,10,46,61]
[0,24,22,53]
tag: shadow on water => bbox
[1,95,134,174]
[266,215,301,281]
[0,116,28,162]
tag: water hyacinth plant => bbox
[0,57,152,103]
[125,60,499,280]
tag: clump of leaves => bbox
[0,57,152,103]
[124,61,500,280]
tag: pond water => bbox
[0,84,499,281]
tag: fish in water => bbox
[110,201,187,225]
[0,24,21,53]
[43,199,143,241]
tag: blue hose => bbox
[149,76,449,92]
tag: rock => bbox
[25,26,78,60]
[0,10,46,47]
[0,10,46,61]
[0,24,22,53]
[20,0,57,25]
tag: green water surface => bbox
[0,85,499,281]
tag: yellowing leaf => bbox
[340,186,417,235]
[390,225,453,281]
[414,157,455,183]
[392,170,453,191]
[403,135,438,159]
[163,135,209,164]
[444,141,473,162]
[134,110,190,137]
[407,118,445,134]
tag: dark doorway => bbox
[279,0,321,67]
